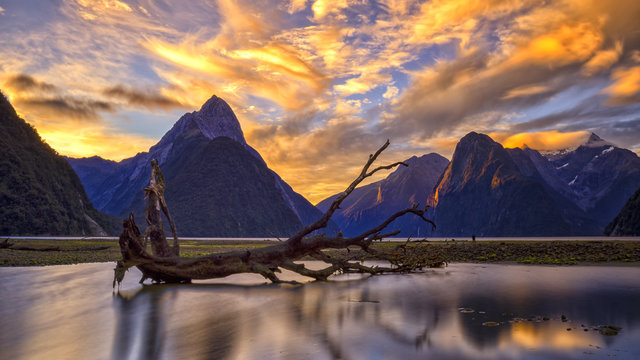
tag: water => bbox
[5,236,640,242]
[1,262,639,359]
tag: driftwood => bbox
[114,140,439,286]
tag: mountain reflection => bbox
[110,264,640,359]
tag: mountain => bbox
[430,132,599,236]
[316,154,449,236]
[510,146,575,200]
[69,95,337,237]
[65,156,119,202]
[605,186,640,236]
[0,91,118,236]
[544,133,640,227]
[129,134,303,237]
[505,147,597,232]
[316,131,635,237]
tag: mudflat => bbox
[1,238,639,266]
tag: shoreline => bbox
[1,238,639,267]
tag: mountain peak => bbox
[583,132,612,148]
[459,131,496,145]
[587,132,601,142]
[454,132,502,157]
[192,95,246,143]
[149,95,246,163]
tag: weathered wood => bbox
[142,159,178,257]
[114,141,440,286]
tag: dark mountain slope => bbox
[0,91,118,235]
[605,186,640,236]
[506,147,598,234]
[127,130,303,237]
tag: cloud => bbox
[14,97,114,122]
[30,121,156,161]
[492,130,591,151]
[382,85,399,99]
[102,85,186,110]
[311,0,348,20]
[334,72,392,97]
[582,41,623,76]
[246,117,401,203]
[604,66,640,105]
[504,22,603,67]
[4,74,58,93]
[388,0,640,142]
[287,0,308,14]
[3,73,115,122]
[502,85,552,100]
[143,16,330,111]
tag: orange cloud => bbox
[506,22,603,67]
[582,41,623,76]
[409,0,530,46]
[492,130,591,151]
[311,0,348,20]
[604,66,640,105]
[25,120,155,161]
[502,85,552,99]
[334,72,392,96]
[143,2,330,112]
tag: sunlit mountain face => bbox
[1,0,640,202]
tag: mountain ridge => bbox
[317,153,449,236]
[317,131,635,237]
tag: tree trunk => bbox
[114,141,440,286]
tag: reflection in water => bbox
[506,322,600,350]
[112,288,176,359]
[1,263,640,359]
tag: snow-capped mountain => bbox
[542,133,640,227]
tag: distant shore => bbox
[1,238,639,267]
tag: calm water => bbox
[1,262,639,359]
[6,236,640,242]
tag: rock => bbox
[598,325,622,336]
[482,321,500,327]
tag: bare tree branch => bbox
[114,141,442,287]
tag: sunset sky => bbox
[1,0,640,203]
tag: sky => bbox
[1,0,640,204]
